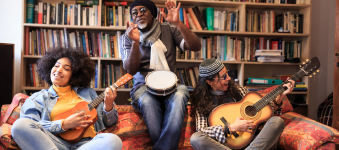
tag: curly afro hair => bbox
[37,47,95,87]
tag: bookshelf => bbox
[21,0,312,115]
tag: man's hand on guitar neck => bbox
[229,117,255,133]
[274,79,295,107]
[62,111,92,130]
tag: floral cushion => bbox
[279,112,339,150]
[100,105,196,150]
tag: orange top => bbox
[51,85,96,138]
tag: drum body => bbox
[145,71,178,96]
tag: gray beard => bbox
[138,23,147,29]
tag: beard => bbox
[138,22,147,29]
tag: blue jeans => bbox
[11,118,122,150]
[131,85,189,150]
[190,116,285,150]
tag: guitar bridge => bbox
[221,117,239,138]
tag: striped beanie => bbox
[199,59,224,77]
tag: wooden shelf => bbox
[245,3,310,10]
[21,56,302,65]
[290,91,308,94]
[22,55,123,61]
[20,0,313,112]
[23,23,127,30]
[192,30,309,37]
[178,0,243,7]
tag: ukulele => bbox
[208,57,320,149]
[53,73,133,143]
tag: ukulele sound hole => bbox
[245,106,257,117]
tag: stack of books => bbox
[293,82,307,91]
[255,50,284,62]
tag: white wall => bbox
[309,0,335,120]
[0,0,23,97]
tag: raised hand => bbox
[161,1,181,25]
[229,117,255,133]
[62,111,92,130]
[126,20,140,42]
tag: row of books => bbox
[179,7,239,32]
[177,36,303,62]
[246,10,304,33]
[227,0,306,4]
[25,63,49,88]
[26,0,131,27]
[101,62,133,89]
[24,27,122,58]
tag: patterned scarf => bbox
[139,19,161,47]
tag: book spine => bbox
[187,8,202,30]
[43,3,47,24]
[26,0,35,23]
[38,3,43,24]
[204,7,214,31]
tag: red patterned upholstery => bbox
[0,91,338,150]
[99,105,196,150]
[279,112,339,150]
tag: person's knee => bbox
[175,85,189,99]
[103,133,122,150]
[271,116,285,130]
[190,132,205,148]
[11,118,32,137]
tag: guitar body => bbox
[209,92,273,149]
[53,101,98,143]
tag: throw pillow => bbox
[279,112,339,150]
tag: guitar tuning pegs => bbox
[317,70,320,72]
[313,72,316,75]
[309,75,312,78]
[299,65,302,67]
[306,59,309,62]
[303,62,306,65]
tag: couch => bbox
[0,86,338,150]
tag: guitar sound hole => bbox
[245,106,257,117]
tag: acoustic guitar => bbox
[209,57,320,149]
[53,73,133,143]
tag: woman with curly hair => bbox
[190,59,295,150]
[11,47,122,150]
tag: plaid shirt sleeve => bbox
[195,110,227,144]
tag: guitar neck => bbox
[86,73,133,111]
[253,69,304,111]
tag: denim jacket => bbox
[20,86,119,135]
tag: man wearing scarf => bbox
[120,0,201,149]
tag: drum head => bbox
[146,71,177,90]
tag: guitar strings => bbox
[247,71,302,115]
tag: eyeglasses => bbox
[131,7,147,17]
[214,73,229,80]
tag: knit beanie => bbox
[130,0,157,18]
[199,59,224,77]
